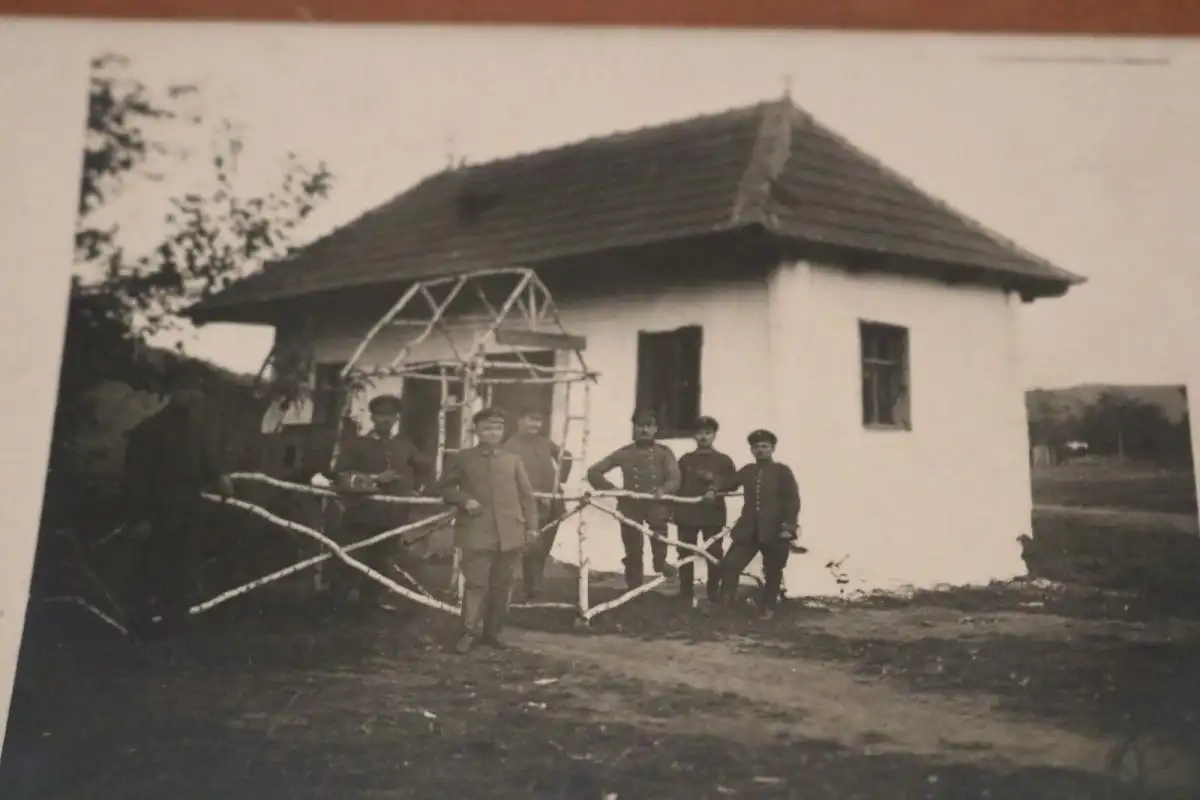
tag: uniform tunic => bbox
[439,446,539,552]
[717,459,801,610]
[674,447,737,529]
[334,429,435,532]
[502,432,573,517]
[439,446,539,638]
[722,460,801,544]
[586,442,681,525]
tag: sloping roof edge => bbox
[186,97,1085,324]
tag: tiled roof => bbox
[188,98,1083,322]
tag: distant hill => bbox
[1027,383,1189,424]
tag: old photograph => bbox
[2,21,1199,798]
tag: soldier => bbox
[674,415,737,607]
[502,406,574,600]
[122,369,233,641]
[439,407,540,654]
[333,393,435,612]
[586,409,682,589]
[708,429,801,620]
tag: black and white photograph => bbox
[1,19,1199,798]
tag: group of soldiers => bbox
[120,370,803,656]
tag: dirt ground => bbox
[4,571,1200,800]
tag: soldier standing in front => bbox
[586,409,682,589]
[674,415,737,607]
[439,407,539,654]
[503,405,574,600]
[333,393,435,613]
[708,429,801,620]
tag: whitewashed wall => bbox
[545,276,772,573]
[268,262,1036,594]
[770,261,1032,596]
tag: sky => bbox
[61,23,1200,389]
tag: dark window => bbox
[311,362,349,427]
[860,321,911,429]
[635,325,703,438]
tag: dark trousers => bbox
[676,525,725,602]
[125,512,202,639]
[332,510,410,604]
[619,521,669,589]
[461,547,521,637]
[522,519,560,596]
[720,539,790,610]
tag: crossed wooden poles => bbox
[194,473,738,624]
[51,473,743,635]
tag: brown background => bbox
[0,0,1198,35]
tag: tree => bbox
[1026,391,1082,452]
[49,53,334,496]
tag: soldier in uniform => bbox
[586,409,682,589]
[439,407,540,654]
[708,429,801,620]
[674,415,737,606]
[122,369,233,641]
[502,406,574,599]
[333,393,435,611]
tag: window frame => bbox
[634,324,703,439]
[859,320,912,431]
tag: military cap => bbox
[367,394,403,414]
[472,406,507,425]
[517,405,547,419]
[747,429,778,446]
[631,408,659,425]
[693,415,720,433]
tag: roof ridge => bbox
[439,99,776,180]
[730,97,797,228]
[787,106,1086,285]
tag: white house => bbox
[187,97,1085,597]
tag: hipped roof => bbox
[188,97,1083,324]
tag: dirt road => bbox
[4,583,1199,798]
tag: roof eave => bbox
[762,232,1084,300]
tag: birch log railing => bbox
[187,471,744,624]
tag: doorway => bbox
[484,350,556,439]
[400,351,557,462]
[402,366,464,462]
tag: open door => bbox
[402,367,464,470]
[485,350,556,439]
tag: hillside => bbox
[1027,383,1189,424]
